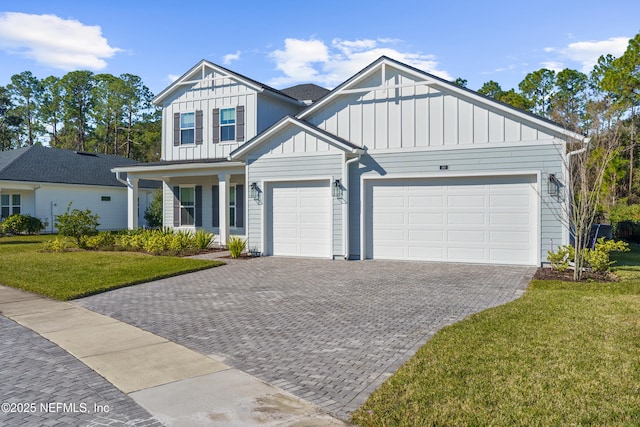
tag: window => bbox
[229,186,236,227]
[220,108,235,141]
[180,112,195,144]
[1,194,20,218]
[180,187,195,226]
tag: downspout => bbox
[114,170,128,186]
[343,153,362,260]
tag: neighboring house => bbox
[0,145,158,232]
[114,56,585,266]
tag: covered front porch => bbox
[112,160,246,245]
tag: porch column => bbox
[218,173,230,245]
[127,176,139,229]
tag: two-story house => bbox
[114,56,585,266]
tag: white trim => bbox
[246,151,344,161]
[360,170,542,266]
[261,177,333,259]
[112,162,245,174]
[364,139,563,155]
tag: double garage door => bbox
[365,175,538,265]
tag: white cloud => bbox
[0,12,120,71]
[268,37,452,88]
[543,36,630,73]
[563,37,630,72]
[223,50,241,65]
[167,74,180,83]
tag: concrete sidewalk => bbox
[0,285,349,426]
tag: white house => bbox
[114,56,585,266]
[0,145,158,232]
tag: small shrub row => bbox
[82,228,216,256]
[1,214,44,235]
[547,237,629,273]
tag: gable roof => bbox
[297,56,586,142]
[280,84,330,103]
[153,59,304,106]
[0,145,158,188]
[230,115,364,160]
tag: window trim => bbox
[1,193,20,218]
[180,112,195,145]
[179,186,196,226]
[220,107,236,142]
[229,184,236,228]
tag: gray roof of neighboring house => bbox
[0,145,159,189]
[280,84,330,103]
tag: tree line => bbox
[455,33,639,221]
[0,70,161,162]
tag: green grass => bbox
[0,235,223,300]
[352,249,640,426]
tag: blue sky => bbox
[0,1,638,96]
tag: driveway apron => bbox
[77,258,535,419]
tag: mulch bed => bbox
[534,268,618,282]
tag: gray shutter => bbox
[212,185,219,227]
[236,106,245,142]
[195,185,202,227]
[173,113,180,146]
[173,186,180,227]
[212,109,220,144]
[195,110,203,145]
[236,184,244,228]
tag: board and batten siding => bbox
[247,153,344,257]
[348,143,564,263]
[307,66,555,150]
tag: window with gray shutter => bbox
[173,113,180,146]
[236,184,244,227]
[172,186,180,227]
[212,185,219,227]
[195,186,202,226]
[212,109,220,144]
[236,106,245,142]
[195,110,203,145]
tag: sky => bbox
[0,1,638,97]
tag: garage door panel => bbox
[368,175,537,265]
[270,181,330,257]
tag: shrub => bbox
[1,214,44,235]
[85,232,116,250]
[547,245,574,272]
[144,190,163,228]
[55,203,100,248]
[41,237,70,253]
[228,236,246,258]
[193,229,215,250]
[582,238,630,273]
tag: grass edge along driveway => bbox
[352,253,640,426]
[0,235,222,300]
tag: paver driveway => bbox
[77,258,535,420]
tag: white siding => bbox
[307,66,555,150]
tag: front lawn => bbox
[0,235,222,300]
[352,250,640,426]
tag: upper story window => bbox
[220,108,236,141]
[180,112,195,144]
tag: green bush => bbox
[228,236,246,258]
[41,237,71,253]
[193,229,215,250]
[55,203,100,248]
[582,238,630,273]
[547,245,574,272]
[144,190,163,228]
[1,214,44,235]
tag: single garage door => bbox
[366,175,537,265]
[268,180,330,257]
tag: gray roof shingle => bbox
[280,84,330,103]
[0,145,159,189]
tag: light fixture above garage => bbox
[250,182,260,201]
[332,179,342,198]
[548,174,560,198]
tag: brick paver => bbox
[77,258,535,419]
[0,315,162,427]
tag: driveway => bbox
[77,258,535,420]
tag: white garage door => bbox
[366,175,537,265]
[269,181,330,257]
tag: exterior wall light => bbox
[250,182,260,201]
[332,179,343,198]
[548,173,560,197]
